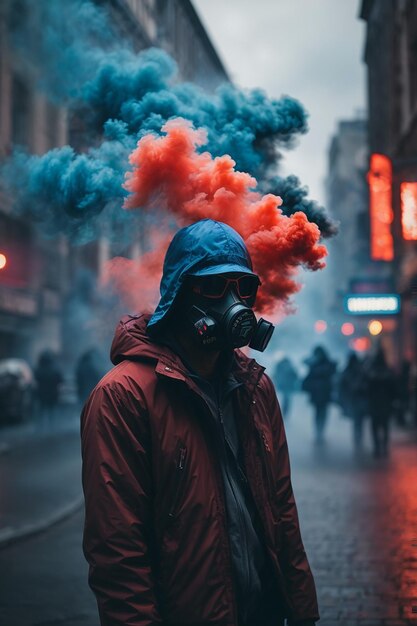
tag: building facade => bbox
[0,0,70,362]
[325,117,381,353]
[361,0,417,370]
[326,118,369,298]
[0,0,228,369]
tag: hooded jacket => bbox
[81,315,319,626]
[81,219,318,626]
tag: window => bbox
[12,75,31,148]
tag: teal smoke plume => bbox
[3,0,336,241]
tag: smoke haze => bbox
[2,0,336,243]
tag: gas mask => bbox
[183,274,274,352]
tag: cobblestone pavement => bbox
[286,394,417,626]
[0,396,416,625]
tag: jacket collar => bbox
[154,343,264,391]
[111,313,264,389]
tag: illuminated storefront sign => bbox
[345,294,400,315]
[368,154,394,261]
[401,182,417,240]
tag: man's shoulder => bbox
[256,368,276,395]
[250,366,282,410]
[82,359,158,426]
[93,358,157,399]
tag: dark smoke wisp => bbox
[264,175,339,238]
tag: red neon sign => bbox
[368,154,394,261]
[401,182,417,240]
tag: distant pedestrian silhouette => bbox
[338,352,368,450]
[273,356,299,419]
[34,350,63,431]
[302,346,336,444]
[75,348,105,405]
[364,347,396,458]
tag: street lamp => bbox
[341,322,355,336]
[368,320,383,336]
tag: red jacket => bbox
[81,315,319,626]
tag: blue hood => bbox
[148,219,256,331]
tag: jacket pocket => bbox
[168,441,188,521]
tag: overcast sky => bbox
[193,0,366,207]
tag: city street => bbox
[1,1,417,625]
[0,396,416,625]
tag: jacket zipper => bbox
[162,372,259,625]
[218,406,252,611]
[189,390,240,626]
[168,443,187,520]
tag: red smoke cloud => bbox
[110,118,327,314]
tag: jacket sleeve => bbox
[264,375,320,624]
[81,381,164,626]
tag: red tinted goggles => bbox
[191,274,260,300]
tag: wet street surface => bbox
[0,395,416,625]
[0,509,97,626]
[287,396,417,626]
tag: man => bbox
[81,219,319,626]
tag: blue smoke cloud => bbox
[3,0,336,241]
[3,127,132,242]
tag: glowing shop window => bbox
[368,154,394,261]
[345,294,400,315]
[401,182,417,240]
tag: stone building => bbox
[326,118,369,298]
[0,0,228,367]
[0,0,69,361]
[156,0,228,88]
[361,0,417,367]
[325,117,374,351]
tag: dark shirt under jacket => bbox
[156,331,283,626]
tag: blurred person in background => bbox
[34,350,63,431]
[273,355,299,419]
[81,220,319,626]
[364,346,396,458]
[75,347,106,406]
[302,345,337,445]
[338,352,368,451]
